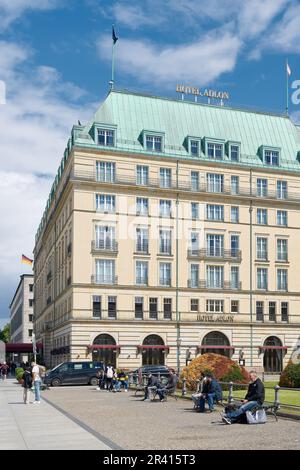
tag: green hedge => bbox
[279,362,300,388]
[15,367,24,382]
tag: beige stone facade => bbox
[33,90,300,373]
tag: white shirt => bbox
[32,365,40,381]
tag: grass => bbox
[230,381,300,408]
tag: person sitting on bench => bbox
[143,373,160,401]
[221,370,265,425]
[156,370,178,402]
[198,373,223,413]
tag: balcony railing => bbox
[91,275,118,285]
[187,248,242,262]
[188,279,242,290]
[71,170,300,204]
[91,240,118,253]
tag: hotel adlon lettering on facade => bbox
[33,88,300,373]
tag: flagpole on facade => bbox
[110,26,118,92]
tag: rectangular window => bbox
[97,129,115,147]
[190,264,199,288]
[277,239,288,262]
[191,171,199,190]
[190,232,199,255]
[264,149,279,166]
[191,202,199,219]
[95,259,115,284]
[159,229,172,255]
[146,135,162,152]
[191,299,199,312]
[149,298,158,319]
[136,197,149,216]
[163,298,172,319]
[135,297,143,319]
[257,208,267,225]
[136,228,149,253]
[96,161,115,182]
[277,269,287,291]
[160,263,171,286]
[207,142,223,159]
[160,168,172,188]
[257,268,268,290]
[96,194,115,213]
[29,299,33,307]
[231,175,239,195]
[277,210,287,226]
[257,237,268,260]
[95,226,115,250]
[230,145,239,162]
[29,314,33,322]
[207,173,224,193]
[159,199,171,217]
[206,204,224,221]
[29,284,34,292]
[207,234,224,257]
[257,178,268,197]
[136,165,149,185]
[136,261,148,285]
[206,300,224,313]
[28,329,33,337]
[206,265,224,288]
[277,180,287,199]
[281,302,288,322]
[231,300,239,314]
[108,296,117,318]
[92,295,101,318]
[231,235,239,257]
[231,266,239,289]
[190,140,199,156]
[231,206,239,223]
[256,301,264,321]
[269,302,276,322]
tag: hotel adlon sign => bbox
[176,84,229,100]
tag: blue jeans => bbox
[199,393,216,412]
[226,401,258,423]
[34,380,41,402]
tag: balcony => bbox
[187,248,242,262]
[91,275,118,285]
[91,240,118,254]
[71,170,300,204]
[188,279,242,290]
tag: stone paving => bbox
[0,379,113,450]
[42,385,300,450]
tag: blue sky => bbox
[1,0,300,328]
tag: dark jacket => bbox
[245,378,265,404]
[202,378,223,401]
[22,370,32,389]
[165,374,178,390]
[147,376,159,387]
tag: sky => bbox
[1,0,300,328]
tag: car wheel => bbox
[51,378,61,387]
[90,377,98,386]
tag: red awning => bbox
[138,345,169,350]
[198,345,235,350]
[88,344,120,350]
[5,343,43,353]
[259,346,288,351]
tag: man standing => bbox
[0,362,9,381]
[31,362,42,404]
[221,370,265,424]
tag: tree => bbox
[0,323,10,343]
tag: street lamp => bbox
[176,337,182,374]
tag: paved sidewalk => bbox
[0,379,114,450]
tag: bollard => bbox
[228,381,234,403]
[196,379,200,393]
[182,378,187,396]
[274,385,280,409]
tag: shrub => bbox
[15,367,24,382]
[279,362,300,388]
[180,353,249,391]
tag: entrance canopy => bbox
[5,343,43,353]
[88,344,120,350]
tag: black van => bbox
[44,361,104,386]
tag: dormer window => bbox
[190,140,199,156]
[203,138,225,160]
[264,149,279,166]
[146,135,162,152]
[98,128,115,147]
[186,136,201,157]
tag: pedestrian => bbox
[96,369,105,390]
[22,365,33,404]
[118,370,129,392]
[105,363,115,392]
[31,362,42,404]
[143,373,160,401]
[0,362,9,381]
[191,371,207,409]
[156,370,178,402]
[198,372,223,413]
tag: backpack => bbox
[246,408,267,424]
[106,366,114,378]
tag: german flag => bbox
[21,254,33,265]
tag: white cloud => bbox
[238,0,289,39]
[111,2,163,29]
[0,0,61,29]
[97,29,241,86]
[261,3,300,53]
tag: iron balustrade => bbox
[188,280,242,290]
[187,248,242,261]
[91,240,118,252]
[91,275,118,285]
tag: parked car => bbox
[129,365,172,385]
[44,361,104,387]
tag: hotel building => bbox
[33,90,300,373]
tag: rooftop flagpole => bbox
[110,26,118,91]
[286,59,291,116]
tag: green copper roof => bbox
[75,89,300,171]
